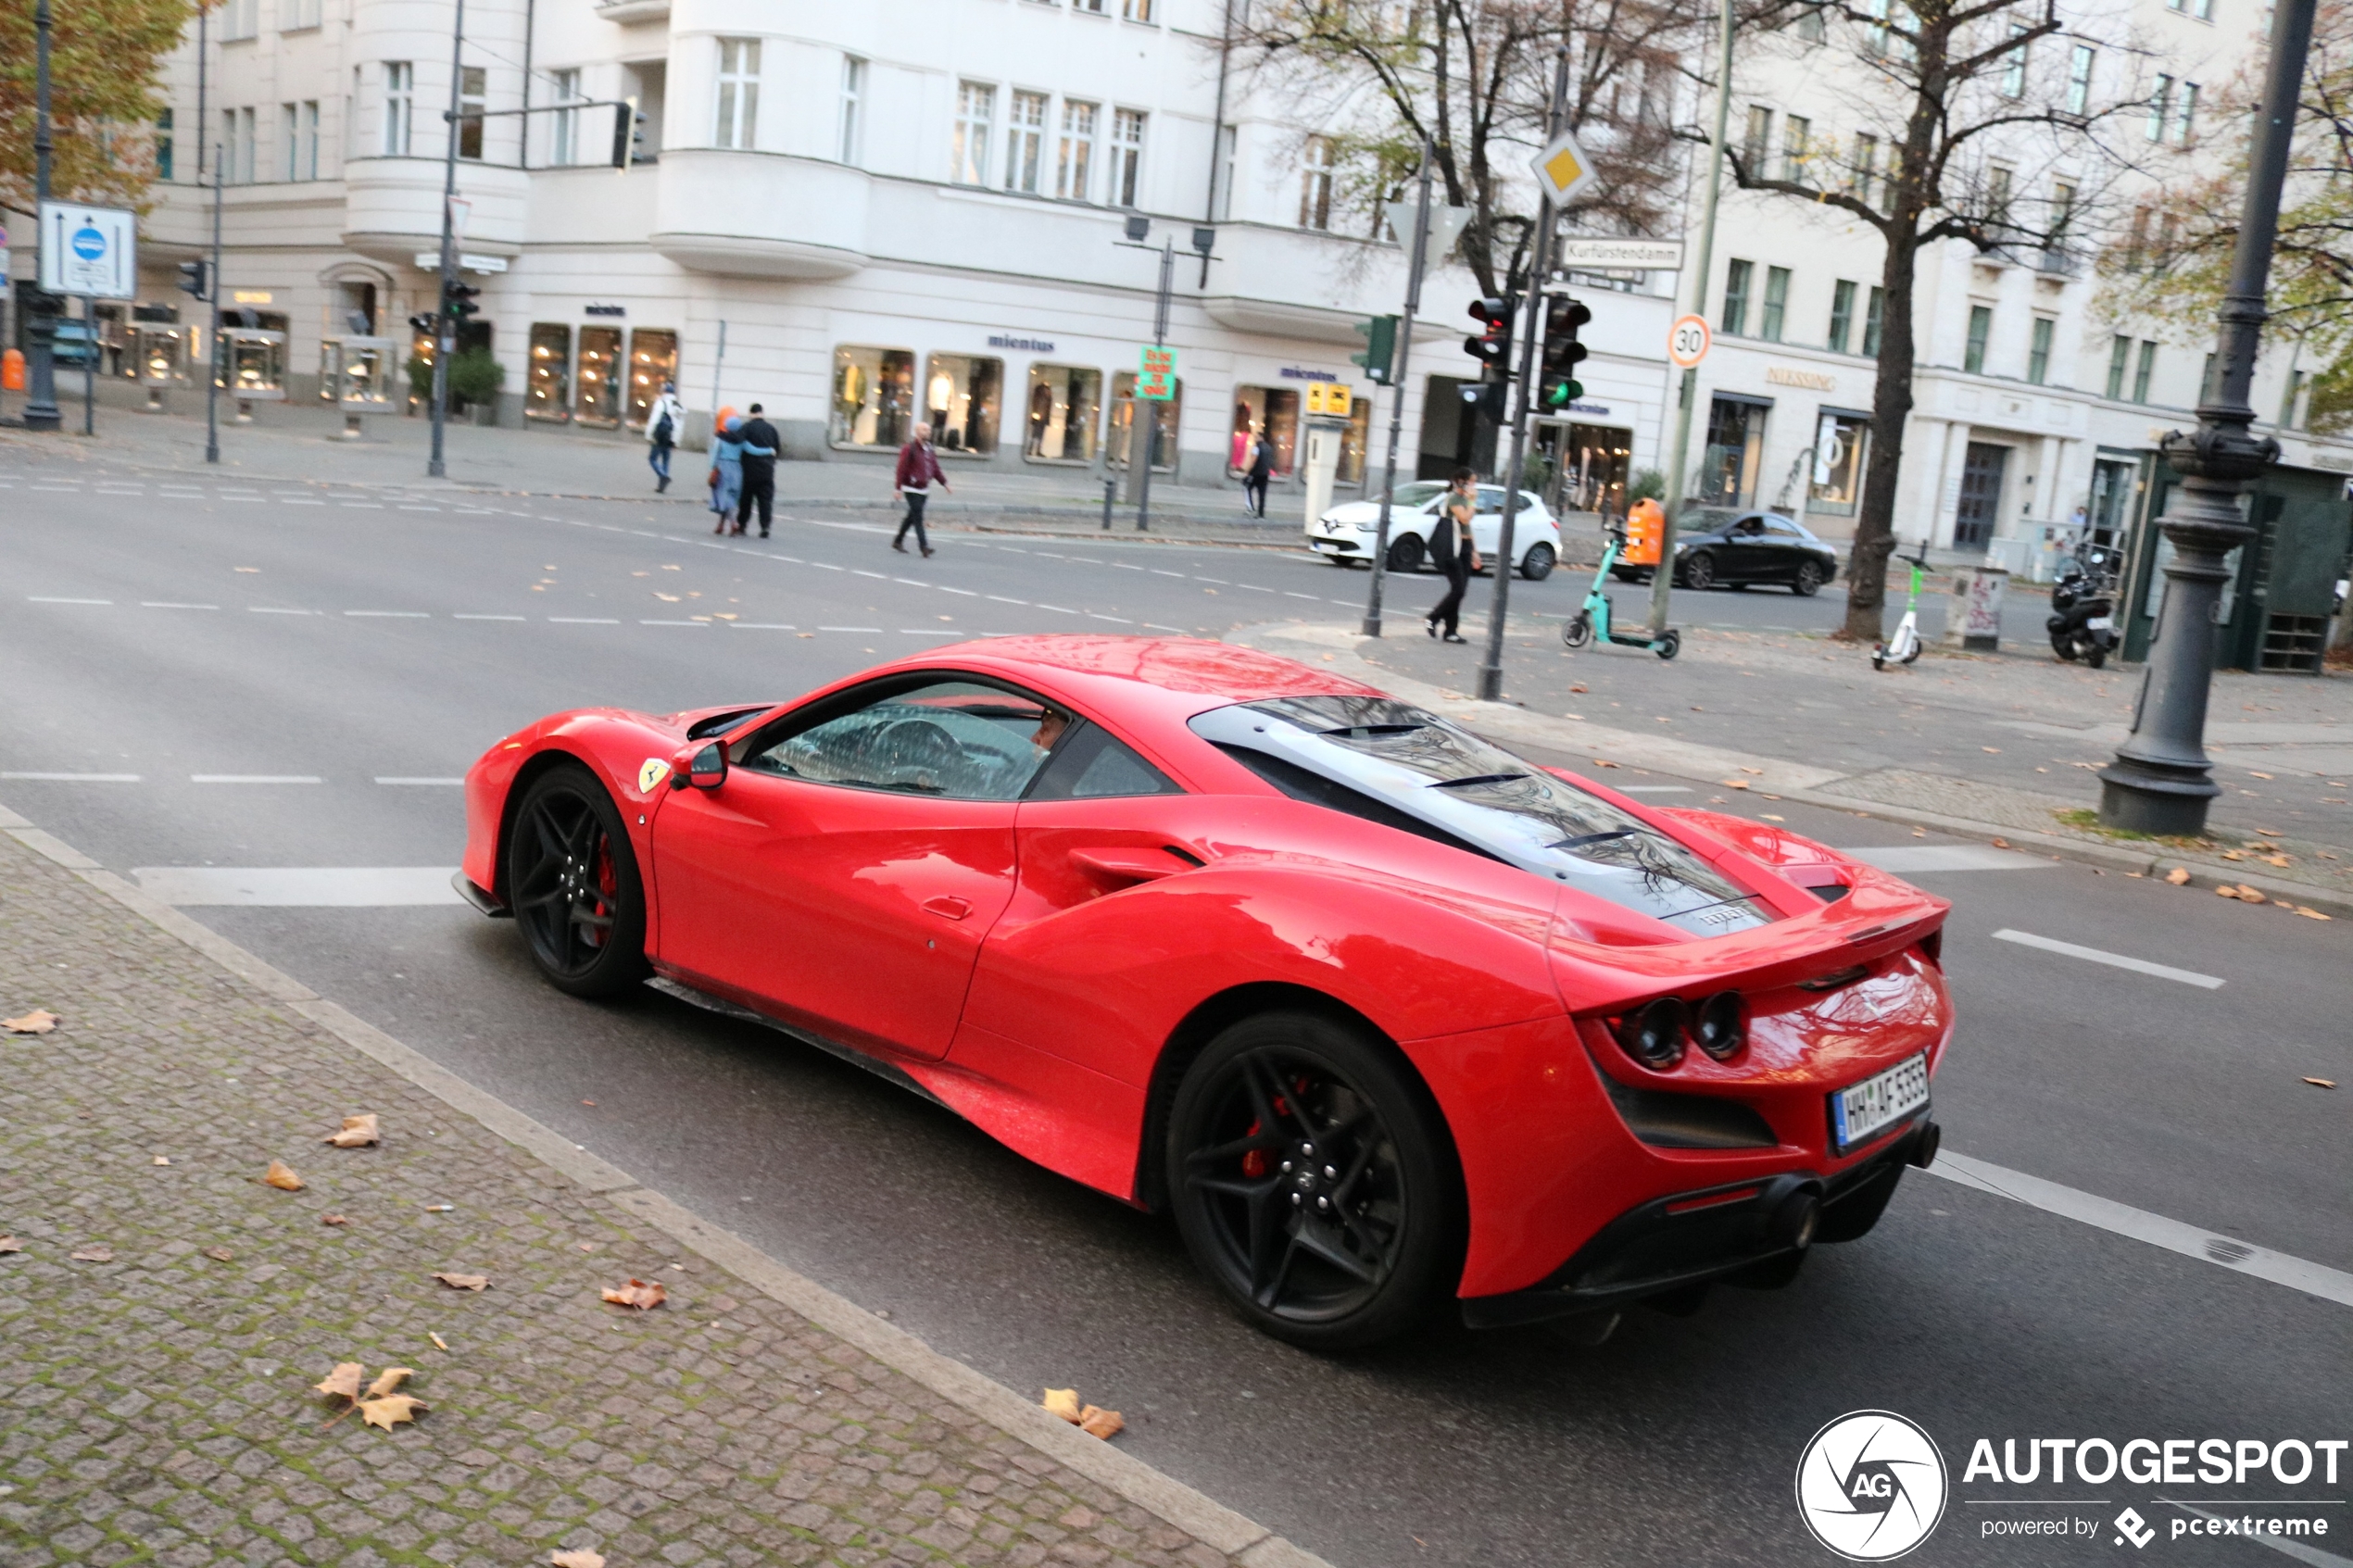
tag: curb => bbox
[1232,621,2353,922]
[0,795,1335,1568]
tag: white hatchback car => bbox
[1306,481,1562,580]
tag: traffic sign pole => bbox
[1361,141,1436,639]
[21,0,61,432]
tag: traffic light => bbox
[176,260,211,300]
[1536,295,1592,410]
[443,281,482,324]
[407,312,438,337]
[610,98,648,169]
[1352,314,1399,385]
[1464,296,1514,380]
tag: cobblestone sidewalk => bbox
[0,826,1265,1568]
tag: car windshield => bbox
[1189,696,1769,936]
[1681,506,1739,534]
[745,681,1060,799]
[1384,482,1449,508]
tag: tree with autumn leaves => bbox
[1,0,195,214]
[2097,0,2353,433]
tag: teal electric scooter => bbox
[1563,527,1680,659]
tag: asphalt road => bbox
[4,456,2348,1567]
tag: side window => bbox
[739,678,1065,800]
[1763,518,1803,537]
[1476,485,1505,512]
[1027,721,1183,800]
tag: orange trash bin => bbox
[1621,496,1664,567]
[1,348,24,392]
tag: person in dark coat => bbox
[1243,433,1274,518]
[893,422,950,557]
[1426,467,1482,644]
[735,403,780,538]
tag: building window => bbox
[1782,115,1810,181]
[1743,105,1771,171]
[458,67,486,160]
[2027,316,2054,383]
[1721,258,1754,336]
[383,63,412,157]
[2067,44,2095,114]
[282,103,298,180]
[1863,285,1884,357]
[238,107,257,183]
[1808,410,1870,516]
[1110,108,1145,206]
[1230,387,1301,477]
[1964,305,1992,373]
[157,109,173,182]
[1110,373,1178,470]
[527,323,573,422]
[1852,132,1879,205]
[2050,180,2077,245]
[1122,0,1153,19]
[1025,365,1103,462]
[551,69,580,165]
[2147,74,2172,140]
[1701,395,1768,507]
[2106,334,2132,398]
[831,345,916,447]
[1300,134,1334,230]
[1005,90,1047,194]
[925,354,1003,454]
[2281,369,2304,427]
[953,82,994,185]
[1796,6,1824,40]
[716,39,761,150]
[1057,100,1098,200]
[1828,279,1856,352]
[1760,267,1791,343]
[2000,24,2029,96]
[576,326,623,426]
[281,0,320,27]
[2133,339,2157,402]
[221,0,257,42]
[2173,82,2198,144]
[624,330,677,428]
[839,56,864,165]
[1074,0,1104,11]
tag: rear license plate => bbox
[1831,1051,1930,1153]
[2086,615,2112,630]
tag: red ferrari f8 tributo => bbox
[458,636,1950,1348]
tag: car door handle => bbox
[1068,847,1193,884]
[921,896,973,921]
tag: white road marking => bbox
[1088,613,1133,623]
[729,622,798,630]
[1283,592,1321,600]
[376,776,463,785]
[277,498,324,506]
[820,625,882,633]
[640,619,708,626]
[0,772,140,782]
[987,595,1029,606]
[1034,603,1079,614]
[28,596,111,605]
[189,774,323,784]
[346,609,429,619]
[340,503,384,509]
[140,602,219,610]
[250,607,318,615]
[132,866,464,907]
[1617,785,1694,794]
[900,629,961,636]
[1991,928,2224,988]
[547,616,620,624]
[453,613,526,621]
[1847,846,2055,872]
[937,586,977,596]
[1930,1150,2346,1307]
[1151,570,1187,577]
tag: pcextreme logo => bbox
[1796,1411,1951,1561]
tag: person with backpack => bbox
[1426,467,1482,644]
[645,381,686,493]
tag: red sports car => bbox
[458,636,1950,1348]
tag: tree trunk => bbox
[1845,233,1919,642]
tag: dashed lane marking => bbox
[188,774,323,784]
[139,602,219,610]
[132,866,463,907]
[345,609,430,618]
[1990,928,2225,989]
[452,613,527,621]
[1846,846,2055,873]
[0,772,141,782]
[374,777,464,785]
[27,596,111,605]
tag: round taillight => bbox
[1614,997,1688,1070]
[1694,992,1746,1060]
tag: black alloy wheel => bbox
[1386,532,1426,572]
[506,764,649,998]
[1681,550,1718,590]
[1793,560,1825,596]
[1519,542,1557,582]
[1167,1012,1461,1349]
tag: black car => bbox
[1613,508,1842,595]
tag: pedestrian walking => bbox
[645,381,686,493]
[735,403,780,538]
[1242,433,1274,518]
[1426,467,1481,645]
[709,415,746,533]
[893,421,949,558]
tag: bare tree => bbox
[1714,0,2153,640]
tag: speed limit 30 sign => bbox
[1667,314,1711,370]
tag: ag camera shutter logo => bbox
[1795,1411,1949,1561]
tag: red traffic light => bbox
[1464,296,1514,368]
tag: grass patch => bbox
[2052,809,2213,848]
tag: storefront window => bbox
[625,329,678,428]
[925,353,1002,454]
[1228,386,1300,477]
[1337,397,1373,485]
[1110,372,1179,471]
[1556,422,1633,513]
[575,325,622,426]
[1700,395,1768,507]
[1023,365,1101,462]
[1807,409,1871,517]
[527,323,572,422]
[832,345,916,447]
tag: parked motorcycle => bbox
[2048,543,2122,669]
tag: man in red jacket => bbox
[892,422,950,558]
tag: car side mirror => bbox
[672,742,726,790]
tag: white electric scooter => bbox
[1872,546,1931,671]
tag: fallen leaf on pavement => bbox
[434,1273,488,1291]
[1721,780,1750,790]
[321,1214,349,1226]
[424,1204,452,1212]
[263,1160,306,1191]
[551,1551,607,1568]
[2263,855,2290,868]
[1078,1405,1125,1440]
[315,1363,365,1401]
[2221,850,2246,860]
[2165,867,2192,885]
[364,1367,414,1399]
[70,1245,113,1262]
[577,1242,597,1252]
[2216,885,2242,898]
[2236,885,2266,903]
[0,1237,21,1254]
[324,1114,380,1148]
[360,1394,428,1430]
[2248,771,2273,780]
[1912,829,1927,838]
[581,1099,597,1107]
[204,1247,233,1262]
[1591,759,1618,768]
[600,1278,666,1311]
[1568,684,1588,694]
[1991,838,2010,849]
[1739,767,1762,775]
[1982,746,2001,754]
[2305,1077,2337,1089]
[2,1010,58,1035]
[2296,907,2331,921]
[2258,827,2283,835]
[1042,1387,1083,1424]
[153,1156,171,1166]
[1761,814,1785,822]
[430,1333,449,1350]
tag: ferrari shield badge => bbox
[637,757,671,795]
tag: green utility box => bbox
[2120,461,2352,673]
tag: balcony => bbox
[648,150,870,279]
[343,157,528,267]
[595,0,669,21]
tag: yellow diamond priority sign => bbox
[1530,129,1596,205]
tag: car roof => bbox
[854,634,1383,724]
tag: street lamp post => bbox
[427,0,469,480]
[2097,0,2319,836]
[1361,142,1435,638]
[22,0,64,433]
